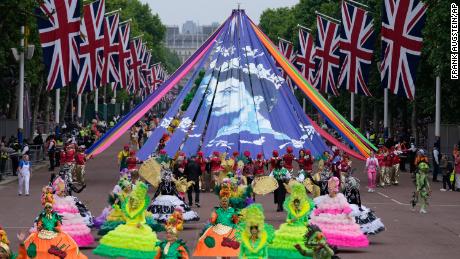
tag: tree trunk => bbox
[359,96,366,131]
[411,101,417,146]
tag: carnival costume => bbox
[193,186,240,257]
[214,170,254,209]
[154,209,189,259]
[413,158,431,213]
[343,175,385,235]
[294,224,336,259]
[268,182,315,258]
[24,195,87,259]
[148,165,199,222]
[236,204,275,259]
[269,162,291,211]
[310,177,369,247]
[365,154,379,192]
[50,178,94,247]
[93,181,160,259]
[0,226,27,259]
[283,146,295,171]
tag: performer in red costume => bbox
[270,150,280,172]
[283,146,295,171]
[74,146,89,184]
[196,151,208,192]
[210,151,223,188]
[254,153,265,177]
[127,150,139,171]
[232,151,239,171]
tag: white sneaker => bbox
[440,188,447,192]
[368,189,372,192]
[420,208,427,214]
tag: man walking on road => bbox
[185,156,201,208]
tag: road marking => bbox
[391,198,410,205]
[377,192,390,198]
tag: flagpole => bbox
[435,74,441,142]
[315,11,341,24]
[303,98,306,113]
[383,87,389,137]
[18,26,25,132]
[55,88,60,124]
[77,94,82,119]
[350,92,355,122]
[95,88,99,116]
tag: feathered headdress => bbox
[41,185,54,206]
[52,177,66,194]
[240,203,265,232]
[165,207,184,236]
[0,226,11,257]
[289,182,307,204]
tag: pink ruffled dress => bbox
[310,193,369,247]
[53,194,95,247]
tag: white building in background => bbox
[165,21,219,63]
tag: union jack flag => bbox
[380,0,427,100]
[128,38,144,93]
[101,13,120,85]
[36,0,80,91]
[296,26,316,85]
[277,38,297,88]
[314,15,340,96]
[339,1,375,96]
[151,63,165,90]
[141,49,152,89]
[117,23,131,90]
[77,0,105,94]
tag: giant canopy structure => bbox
[86,10,377,160]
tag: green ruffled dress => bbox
[268,197,315,258]
[93,193,159,258]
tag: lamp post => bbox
[11,26,34,143]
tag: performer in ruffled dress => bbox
[310,177,369,248]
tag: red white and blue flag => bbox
[101,13,120,86]
[117,23,131,90]
[278,38,297,88]
[296,26,316,85]
[339,1,375,96]
[77,0,105,94]
[36,0,81,91]
[314,15,340,96]
[141,48,152,89]
[128,38,144,93]
[380,0,427,100]
[151,63,165,90]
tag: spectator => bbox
[47,135,56,171]
[21,140,30,156]
[432,146,440,182]
[455,151,460,192]
[185,156,201,208]
[18,154,31,196]
[0,143,12,181]
[33,129,44,146]
[9,138,21,176]
[440,154,452,191]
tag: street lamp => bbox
[11,26,34,144]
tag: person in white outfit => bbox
[18,154,31,196]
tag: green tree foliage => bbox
[259,0,459,128]
[181,70,205,111]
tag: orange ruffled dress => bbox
[193,207,240,257]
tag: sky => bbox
[140,0,299,26]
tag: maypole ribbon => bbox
[249,19,374,157]
[86,15,232,157]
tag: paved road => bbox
[1,134,460,258]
